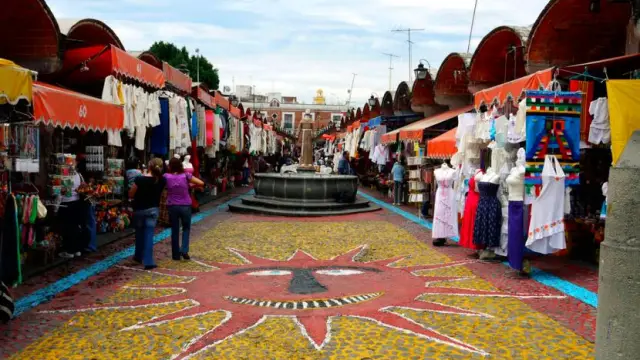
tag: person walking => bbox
[242,155,251,187]
[338,151,350,175]
[129,158,166,270]
[58,162,87,259]
[164,158,204,261]
[392,158,405,206]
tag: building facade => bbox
[236,87,347,133]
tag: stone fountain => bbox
[229,111,380,216]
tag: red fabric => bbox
[205,110,214,146]
[191,139,200,178]
[569,80,594,142]
[459,175,483,250]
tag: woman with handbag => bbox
[164,158,204,261]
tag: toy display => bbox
[94,200,131,234]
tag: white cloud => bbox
[47,0,549,105]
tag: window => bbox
[282,112,295,130]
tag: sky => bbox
[48,0,551,107]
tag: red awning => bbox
[427,127,457,159]
[192,86,215,108]
[398,105,474,141]
[352,120,361,129]
[62,45,165,89]
[559,53,640,75]
[381,130,398,144]
[33,81,124,131]
[162,62,191,94]
[230,105,241,118]
[215,92,229,109]
[473,69,554,109]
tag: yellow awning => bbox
[606,80,640,164]
[0,58,33,105]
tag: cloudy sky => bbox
[48,0,550,106]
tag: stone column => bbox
[596,131,640,359]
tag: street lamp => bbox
[414,59,431,80]
[195,48,200,83]
[368,95,377,107]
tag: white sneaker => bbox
[59,252,74,259]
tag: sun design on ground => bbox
[43,246,565,359]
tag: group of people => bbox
[128,157,204,270]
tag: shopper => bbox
[242,155,251,187]
[126,158,142,191]
[164,157,204,261]
[338,151,350,175]
[129,158,166,270]
[392,158,405,206]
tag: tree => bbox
[149,41,220,90]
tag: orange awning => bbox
[473,68,554,109]
[347,125,353,132]
[192,86,215,109]
[33,81,124,132]
[398,105,474,141]
[353,120,361,129]
[427,127,457,159]
[230,105,241,118]
[62,45,165,89]
[381,130,399,144]
[162,62,192,94]
[215,92,229,109]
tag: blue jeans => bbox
[85,203,97,252]
[394,181,403,204]
[168,205,191,259]
[134,208,159,267]
[242,168,250,185]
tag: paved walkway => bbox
[1,190,596,359]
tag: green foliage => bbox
[149,41,219,90]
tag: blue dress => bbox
[473,182,502,248]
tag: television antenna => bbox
[382,53,400,91]
[391,28,424,84]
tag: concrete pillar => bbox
[596,131,640,360]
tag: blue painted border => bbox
[14,192,249,317]
[358,191,598,308]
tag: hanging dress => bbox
[473,181,502,248]
[526,155,567,254]
[459,175,482,249]
[432,168,459,239]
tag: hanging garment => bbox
[0,194,21,286]
[151,98,170,156]
[459,175,482,250]
[205,110,214,147]
[432,168,459,239]
[588,97,611,144]
[473,182,502,248]
[600,182,608,219]
[526,155,567,254]
[507,201,525,270]
[569,80,595,142]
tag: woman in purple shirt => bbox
[164,158,204,260]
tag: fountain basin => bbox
[228,173,381,216]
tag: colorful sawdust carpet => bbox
[13,221,595,359]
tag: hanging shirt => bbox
[588,97,611,144]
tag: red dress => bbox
[459,175,482,249]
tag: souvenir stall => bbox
[0,59,39,287]
[57,44,167,232]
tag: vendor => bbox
[58,161,87,259]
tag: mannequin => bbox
[506,148,527,273]
[473,166,502,256]
[432,162,458,246]
[183,155,194,175]
[459,169,483,251]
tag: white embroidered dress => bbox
[526,155,567,254]
[432,168,459,239]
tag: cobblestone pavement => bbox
[1,191,596,359]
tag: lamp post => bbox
[414,59,431,80]
[195,48,200,83]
